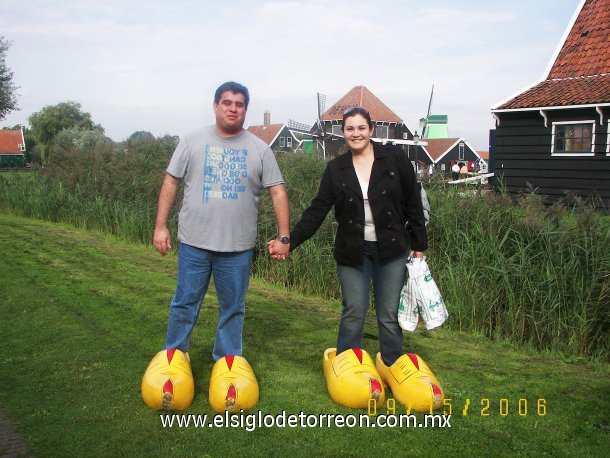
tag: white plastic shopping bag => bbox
[398,256,448,331]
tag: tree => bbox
[0,37,19,121]
[128,130,155,143]
[28,101,103,164]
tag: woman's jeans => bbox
[336,241,407,367]
[165,243,253,361]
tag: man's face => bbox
[214,91,247,137]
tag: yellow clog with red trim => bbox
[376,352,444,412]
[141,348,194,410]
[323,348,385,409]
[209,355,259,413]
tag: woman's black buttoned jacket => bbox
[290,141,428,268]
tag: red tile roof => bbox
[547,0,610,79]
[497,74,610,109]
[477,151,489,160]
[495,0,610,110]
[247,124,284,145]
[423,138,461,161]
[0,129,25,154]
[320,86,403,123]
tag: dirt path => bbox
[0,411,29,457]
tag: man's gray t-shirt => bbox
[167,125,284,251]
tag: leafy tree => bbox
[0,37,19,121]
[128,130,155,143]
[28,101,103,164]
[54,126,113,153]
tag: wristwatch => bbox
[279,235,290,244]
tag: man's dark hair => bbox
[214,81,250,108]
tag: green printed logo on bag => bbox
[424,274,432,282]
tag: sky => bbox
[0,0,582,151]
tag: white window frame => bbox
[331,125,343,136]
[279,137,285,147]
[606,121,609,156]
[551,120,595,156]
[458,142,465,160]
[287,137,293,148]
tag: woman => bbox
[269,107,442,410]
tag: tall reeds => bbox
[1,148,607,358]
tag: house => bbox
[491,0,609,207]
[247,112,302,153]
[314,86,414,157]
[477,151,489,173]
[422,138,481,174]
[0,128,26,168]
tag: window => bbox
[375,125,389,139]
[552,121,594,155]
[332,125,343,136]
[440,163,446,171]
[279,137,285,147]
[287,137,293,148]
[458,142,465,160]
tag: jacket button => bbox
[382,190,386,195]
[391,238,396,242]
[348,219,353,224]
[342,183,346,187]
[349,197,353,202]
[390,171,395,176]
[387,211,392,216]
[387,224,392,228]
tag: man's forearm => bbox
[156,173,180,228]
[269,184,290,236]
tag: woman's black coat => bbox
[290,141,428,267]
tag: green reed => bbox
[0,149,607,358]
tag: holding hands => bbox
[267,237,290,261]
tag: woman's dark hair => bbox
[342,106,373,131]
[214,81,250,108]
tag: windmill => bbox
[317,92,327,159]
[287,119,312,132]
[419,84,434,138]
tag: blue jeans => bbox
[165,243,253,361]
[336,241,407,367]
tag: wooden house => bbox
[247,110,304,151]
[314,86,414,157]
[491,0,609,207]
[422,138,481,174]
[0,128,26,168]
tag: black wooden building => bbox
[491,0,609,208]
[314,86,414,157]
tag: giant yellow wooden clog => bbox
[209,355,259,413]
[376,352,444,412]
[323,348,385,409]
[141,348,194,410]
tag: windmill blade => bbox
[426,84,434,119]
[317,92,327,119]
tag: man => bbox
[150,81,290,411]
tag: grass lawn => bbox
[0,213,608,457]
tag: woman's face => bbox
[343,114,374,152]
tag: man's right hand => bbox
[153,226,172,256]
